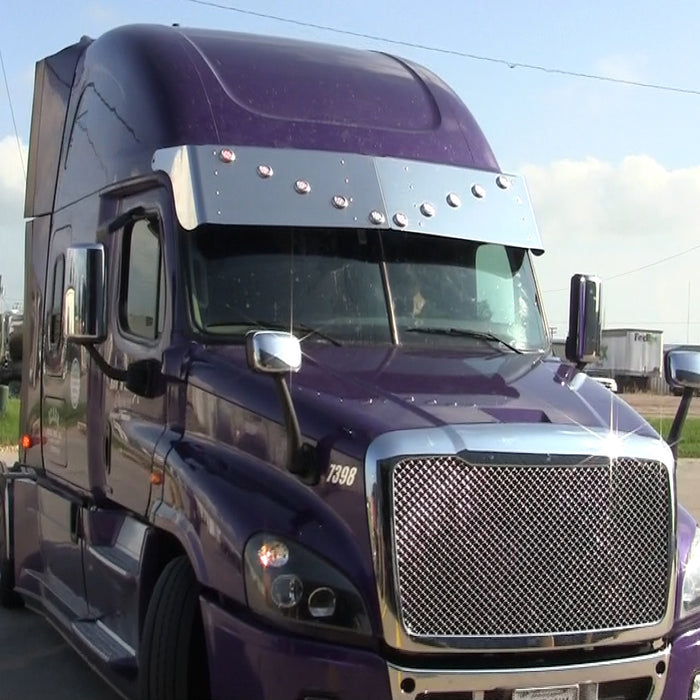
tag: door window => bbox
[121,219,164,341]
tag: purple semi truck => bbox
[2,22,700,700]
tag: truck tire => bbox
[139,555,210,700]
[0,479,23,609]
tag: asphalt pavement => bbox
[0,605,121,700]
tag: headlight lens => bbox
[682,527,700,618]
[244,533,371,636]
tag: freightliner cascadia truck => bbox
[2,22,700,700]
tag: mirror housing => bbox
[565,274,602,367]
[665,349,700,392]
[64,244,106,344]
[125,359,165,398]
[246,330,302,374]
[664,349,700,460]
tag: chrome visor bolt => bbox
[257,164,274,178]
[471,184,486,199]
[446,192,461,208]
[369,210,386,225]
[332,195,349,209]
[496,174,511,189]
[219,148,236,163]
[294,179,311,194]
[393,212,408,227]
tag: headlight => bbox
[244,533,371,636]
[682,527,700,618]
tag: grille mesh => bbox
[391,456,671,637]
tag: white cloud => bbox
[0,136,26,203]
[0,136,27,305]
[522,156,700,344]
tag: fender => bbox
[149,432,379,626]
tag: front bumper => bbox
[201,598,391,700]
[201,597,700,700]
[388,650,669,699]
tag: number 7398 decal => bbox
[325,464,359,487]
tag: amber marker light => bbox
[21,434,32,450]
[150,470,164,486]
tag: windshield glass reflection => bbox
[185,226,548,351]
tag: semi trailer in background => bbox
[554,327,664,393]
[598,328,663,392]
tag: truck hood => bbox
[191,344,658,456]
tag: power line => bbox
[185,0,700,97]
[605,242,700,281]
[0,48,26,180]
[542,242,700,294]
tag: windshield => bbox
[185,226,549,351]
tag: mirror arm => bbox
[273,375,319,484]
[84,344,127,382]
[668,386,694,461]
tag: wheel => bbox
[138,556,210,700]
[0,478,23,609]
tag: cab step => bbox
[72,619,137,674]
[87,544,139,580]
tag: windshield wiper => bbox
[403,326,523,354]
[254,320,342,347]
[207,319,342,346]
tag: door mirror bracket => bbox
[84,346,165,398]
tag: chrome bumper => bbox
[387,645,669,699]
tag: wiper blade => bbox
[254,320,342,347]
[404,326,523,353]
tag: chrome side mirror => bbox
[64,244,107,344]
[664,349,700,461]
[246,330,302,374]
[665,349,700,392]
[246,330,317,483]
[565,274,602,367]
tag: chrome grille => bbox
[391,456,671,637]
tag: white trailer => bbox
[592,328,663,391]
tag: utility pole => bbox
[687,281,691,344]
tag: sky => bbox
[2,1,700,343]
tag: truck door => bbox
[103,190,170,515]
[39,223,90,618]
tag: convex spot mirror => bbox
[246,331,302,374]
[63,244,107,344]
[665,349,700,392]
[565,273,602,366]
